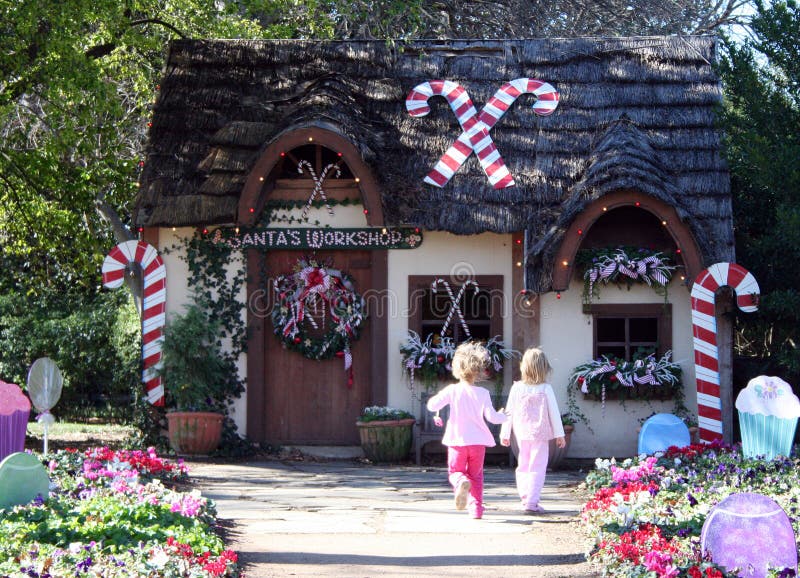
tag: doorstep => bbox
[289,446,365,459]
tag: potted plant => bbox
[356,406,415,462]
[159,299,235,455]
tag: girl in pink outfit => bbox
[500,347,565,513]
[426,342,508,519]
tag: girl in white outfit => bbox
[499,347,565,513]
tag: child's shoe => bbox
[454,480,471,510]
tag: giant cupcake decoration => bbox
[735,375,800,460]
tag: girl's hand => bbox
[433,416,443,427]
[555,436,566,449]
[500,438,510,447]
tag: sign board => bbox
[211,227,423,251]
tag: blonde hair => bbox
[520,347,552,385]
[451,342,490,383]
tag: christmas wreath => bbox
[272,258,367,374]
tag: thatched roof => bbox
[134,36,732,292]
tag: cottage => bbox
[133,36,738,458]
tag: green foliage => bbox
[0,290,140,421]
[159,297,241,412]
[720,1,800,381]
[0,447,239,576]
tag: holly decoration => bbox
[272,258,367,376]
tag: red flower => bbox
[687,567,703,578]
[705,569,724,578]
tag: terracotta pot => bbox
[166,411,224,455]
[356,418,415,462]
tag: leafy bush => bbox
[0,290,140,421]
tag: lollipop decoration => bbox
[690,262,759,443]
[26,357,63,455]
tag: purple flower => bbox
[76,557,93,572]
[686,493,698,506]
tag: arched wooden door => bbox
[247,248,385,445]
[242,132,388,444]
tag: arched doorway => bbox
[244,129,387,445]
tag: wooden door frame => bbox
[245,248,388,442]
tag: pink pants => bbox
[447,445,486,518]
[516,439,549,510]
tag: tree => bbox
[719,1,800,379]
[0,0,291,296]
[0,0,750,298]
[318,0,749,39]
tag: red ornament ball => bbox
[293,337,302,344]
[436,355,444,363]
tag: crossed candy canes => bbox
[691,263,760,443]
[431,278,479,338]
[297,160,340,219]
[102,241,167,406]
[406,78,559,189]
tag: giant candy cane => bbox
[406,78,559,189]
[691,263,759,443]
[102,241,167,406]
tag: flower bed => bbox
[581,441,799,577]
[0,447,239,577]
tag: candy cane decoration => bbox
[691,263,759,443]
[431,278,479,337]
[406,78,559,189]
[297,160,340,219]
[102,240,167,406]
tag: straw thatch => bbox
[134,37,731,292]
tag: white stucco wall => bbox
[541,276,697,460]
[386,233,514,414]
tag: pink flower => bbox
[643,550,679,577]
[170,492,205,517]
